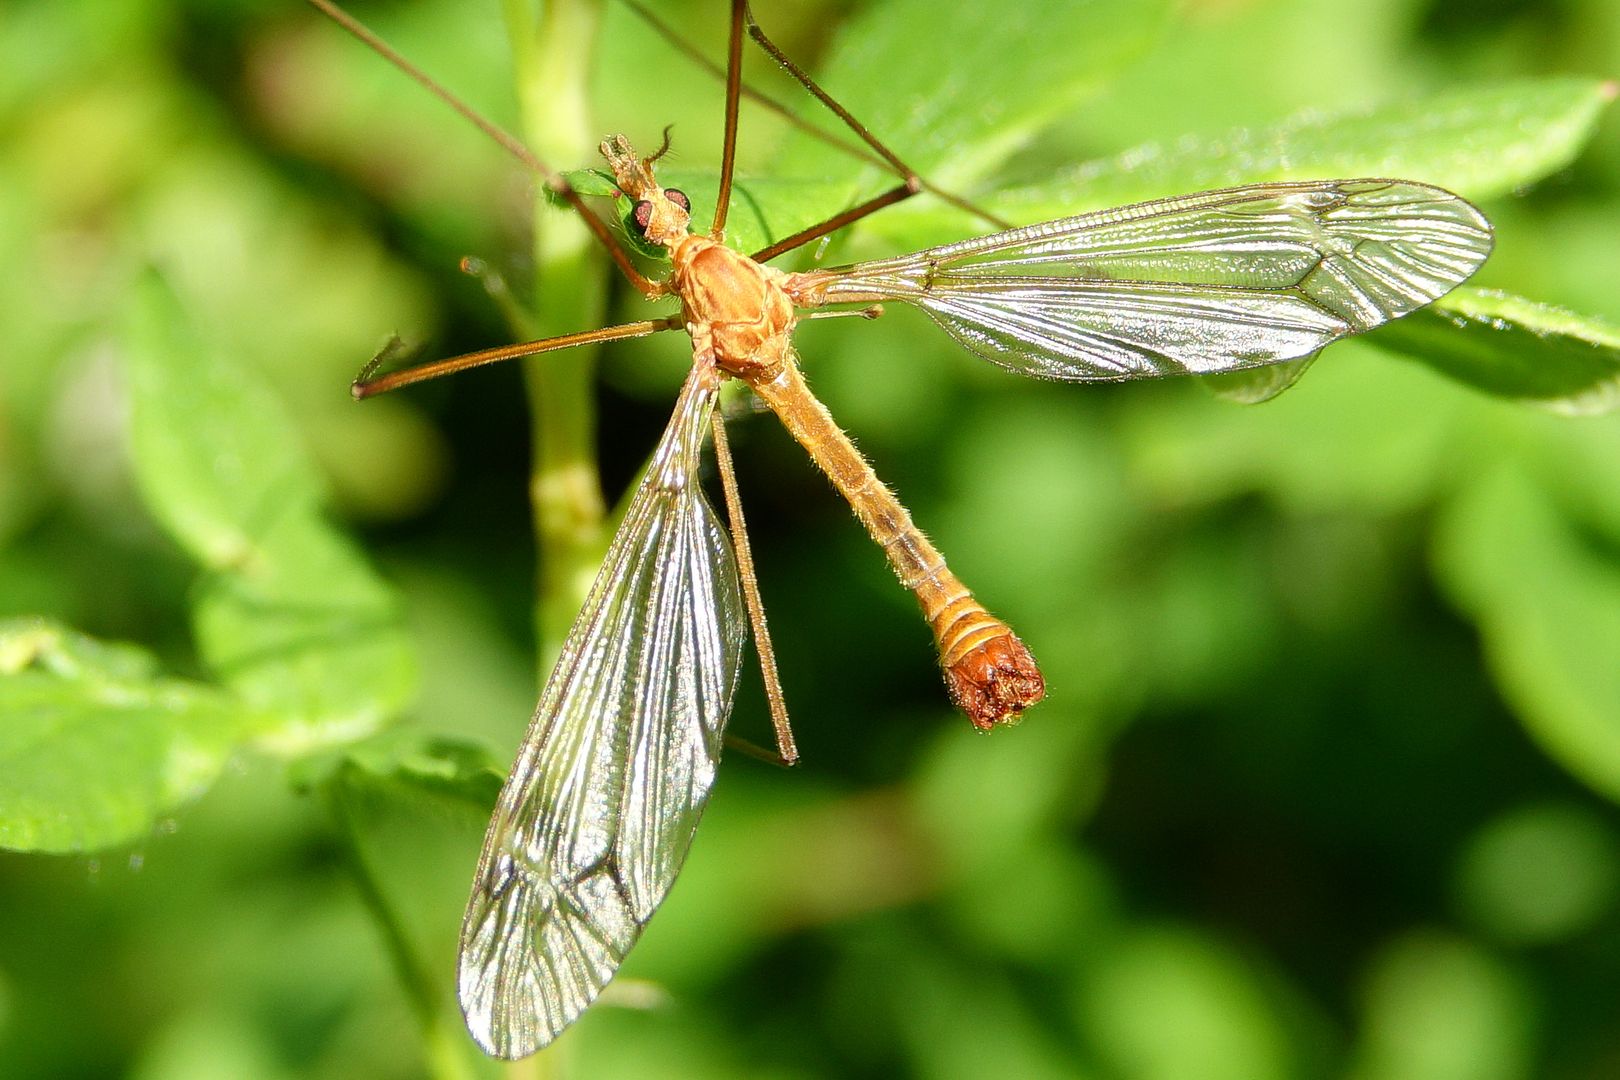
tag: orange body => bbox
[606,135,1043,728]
[670,235,797,380]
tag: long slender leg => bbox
[623,0,1010,235]
[306,0,664,299]
[724,734,799,769]
[709,0,747,238]
[710,405,798,765]
[353,318,681,398]
[617,0,905,184]
[743,2,1013,235]
[751,185,915,264]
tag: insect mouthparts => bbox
[599,133,656,196]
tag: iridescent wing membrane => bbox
[453,179,1492,1061]
[458,371,745,1059]
[814,180,1493,379]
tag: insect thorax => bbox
[672,236,797,380]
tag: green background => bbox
[4,0,1620,1077]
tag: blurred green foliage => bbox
[3,0,1620,1077]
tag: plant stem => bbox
[505,0,611,668]
[329,776,474,1080]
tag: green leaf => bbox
[1377,288,1620,415]
[0,619,261,853]
[294,729,503,816]
[943,76,1615,232]
[302,730,503,1060]
[856,77,1614,401]
[1435,466,1620,802]
[294,752,494,1077]
[124,297,324,568]
[1121,344,1467,515]
[557,168,618,198]
[0,616,158,683]
[773,0,1171,240]
[124,273,416,753]
[187,511,412,747]
[1200,356,1318,405]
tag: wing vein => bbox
[457,369,746,1059]
[816,179,1492,381]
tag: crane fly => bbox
[309,0,1494,1059]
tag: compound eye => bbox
[631,199,654,236]
[664,188,691,213]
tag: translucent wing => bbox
[810,180,1493,380]
[458,370,744,1059]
